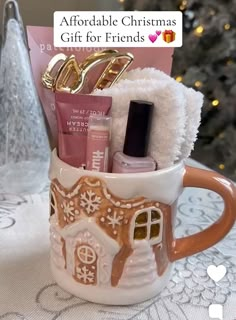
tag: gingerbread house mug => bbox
[49,150,236,305]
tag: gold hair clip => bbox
[54,55,81,94]
[42,53,69,90]
[92,50,134,90]
[42,50,134,94]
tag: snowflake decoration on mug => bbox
[80,190,101,215]
[76,266,95,284]
[61,200,79,222]
[107,210,123,229]
[100,209,124,235]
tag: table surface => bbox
[1,160,236,320]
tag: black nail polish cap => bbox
[123,100,154,157]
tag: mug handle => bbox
[170,165,236,262]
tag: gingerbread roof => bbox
[51,176,171,248]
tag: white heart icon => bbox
[207,265,227,282]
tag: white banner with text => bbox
[54,11,183,47]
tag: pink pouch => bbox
[27,26,174,149]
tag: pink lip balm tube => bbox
[86,115,112,172]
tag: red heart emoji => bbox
[148,34,157,43]
[156,31,161,36]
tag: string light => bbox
[179,0,188,10]
[227,59,234,65]
[219,164,225,170]
[209,9,216,16]
[194,25,204,36]
[218,132,225,139]
[118,0,125,2]
[194,80,203,88]
[175,76,183,82]
[224,23,231,31]
[212,99,220,107]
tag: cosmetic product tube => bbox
[112,100,157,173]
[86,115,112,172]
[55,93,112,168]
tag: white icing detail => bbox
[84,177,101,187]
[73,230,115,286]
[119,240,157,288]
[107,211,123,229]
[54,183,82,199]
[113,230,117,235]
[101,182,147,209]
[120,203,132,209]
[100,217,105,222]
[88,238,94,246]
[66,240,75,275]
[49,218,65,269]
[99,262,111,284]
[107,208,112,213]
[77,245,96,264]
[61,219,120,255]
[80,190,101,214]
[61,200,76,218]
[103,188,112,200]
[84,231,91,238]
[155,203,160,207]
[76,266,95,283]
[131,200,146,208]
[51,214,119,288]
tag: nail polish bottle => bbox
[112,100,157,173]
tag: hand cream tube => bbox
[55,93,112,168]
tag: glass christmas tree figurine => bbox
[0,0,50,194]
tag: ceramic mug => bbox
[49,150,236,305]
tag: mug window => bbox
[133,208,163,244]
[77,245,96,265]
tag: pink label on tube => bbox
[55,93,111,168]
[86,116,111,172]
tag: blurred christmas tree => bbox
[121,0,236,180]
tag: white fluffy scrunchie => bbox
[94,68,204,169]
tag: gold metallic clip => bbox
[42,53,69,90]
[94,50,134,90]
[54,55,81,94]
[42,50,134,94]
[79,49,134,91]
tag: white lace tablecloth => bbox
[1,161,236,320]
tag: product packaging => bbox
[55,93,112,168]
[86,115,112,172]
[27,26,174,148]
